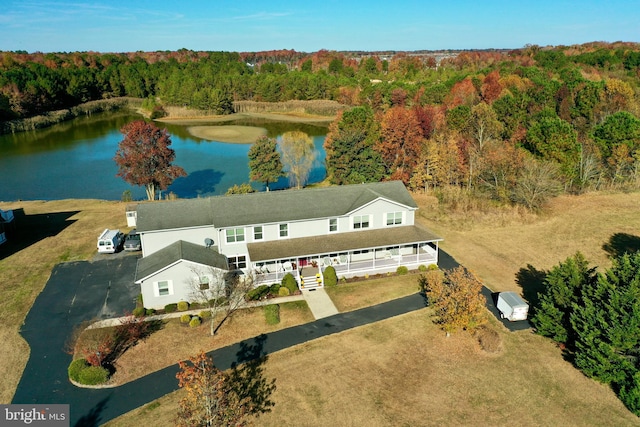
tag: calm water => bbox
[0,112,328,201]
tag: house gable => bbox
[135,240,228,284]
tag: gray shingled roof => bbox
[136,181,417,232]
[135,240,229,282]
[247,225,442,262]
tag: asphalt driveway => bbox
[13,256,139,409]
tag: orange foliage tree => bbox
[419,267,487,336]
[115,120,187,200]
[377,106,423,183]
[176,347,276,427]
[176,352,250,427]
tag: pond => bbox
[0,111,328,201]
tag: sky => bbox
[0,0,638,53]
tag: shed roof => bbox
[135,240,228,283]
[136,181,417,232]
[247,225,442,262]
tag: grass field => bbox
[3,191,640,425]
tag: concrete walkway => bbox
[302,288,339,319]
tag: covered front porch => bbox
[247,225,442,288]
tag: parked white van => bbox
[97,229,124,253]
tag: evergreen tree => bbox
[532,252,596,346]
[323,106,385,184]
[571,252,640,383]
[248,136,285,191]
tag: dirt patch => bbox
[187,125,267,143]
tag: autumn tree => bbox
[419,266,487,336]
[114,120,186,200]
[481,70,503,103]
[444,77,479,109]
[466,102,504,189]
[176,352,249,427]
[475,139,524,202]
[279,131,316,189]
[377,106,423,183]
[324,106,385,184]
[247,136,284,191]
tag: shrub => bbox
[145,308,156,316]
[164,303,178,313]
[264,304,280,325]
[68,358,89,382]
[121,190,133,202]
[180,314,192,324]
[397,266,409,275]
[78,366,109,385]
[189,317,201,328]
[323,265,338,287]
[132,307,146,318]
[199,310,212,319]
[246,284,270,301]
[475,326,502,353]
[282,273,298,294]
[177,301,189,312]
[269,283,282,295]
[278,286,290,297]
[136,293,143,305]
[418,264,428,272]
[428,264,439,271]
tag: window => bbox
[279,223,288,238]
[225,228,245,243]
[386,211,403,226]
[157,280,171,296]
[329,218,338,232]
[353,215,370,229]
[253,226,263,241]
[199,275,210,290]
[228,255,247,270]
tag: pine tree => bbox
[531,252,596,346]
[248,136,285,191]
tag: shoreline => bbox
[1,100,337,136]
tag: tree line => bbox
[3,42,640,206]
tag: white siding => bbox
[139,260,226,309]
[349,199,415,229]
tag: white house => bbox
[134,181,442,307]
[135,240,229,309]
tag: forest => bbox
[1,42,640,208]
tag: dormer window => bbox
[386,211,403,226]
[353,215,370,229]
